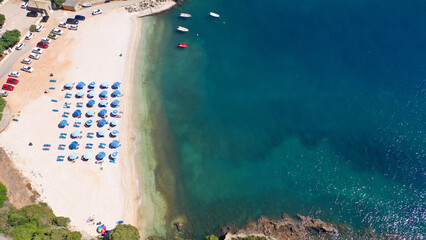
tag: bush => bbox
[0,97,6,121]
[0,183,7,208]
[0,14,5,26]
[204,235,219,240]
[53,216,70,227]
[52,0,66,7]
[29,24,36,32]
[109,224,140,240]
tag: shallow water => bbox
[140,0,426,238]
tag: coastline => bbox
[0,1,176,238]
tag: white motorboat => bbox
[180,13,192,18]
[210,12,220,18]
[177,26,189,32]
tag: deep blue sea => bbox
[142,0,426,238]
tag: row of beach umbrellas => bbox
[85,99,120,108]
[75,90,121,98]
[65,81,121,90]
[69,140,120,150]
[68,151,119,161]
[73,108,120,117]
[70,129,119,138]
[59,119,119,128]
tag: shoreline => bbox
[0,1,176,238]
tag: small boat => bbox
[177,26,189,32]
[180,13,192,18]
[177,43,187,48]
[210,12,220,18]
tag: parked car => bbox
[2,84,14,91]
[66,18,79,24]
[41,38,51,44]
[82,3,91,7]
[0,91,9,97]
[68,25,78,30]
[75,15,85,21]
[32,48,43,54]
[25,32,34,40]
[37,41,49,48]
[21,1,28,9]
[21,65,34,73]
[48,33,58,40]
[26,11,37,17]
[35,25,44,32]
[29,53,40,60]
[6,78,19,84]
[51,28,64,35]
[41,16,49,22]
[92,9,102,15]
[9,72,20,78]
[58,22,68,28]
[21,58,32,64]
[15,42,25,50]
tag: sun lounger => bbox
[110,160,116,163]
[58,147,65,150]
[50,79,57,82]
[59,144,66,147]
[49,87,55,90]
[52,109,59,112]
[43,144,51,147]
[12,119,19,122]
[62,114,69,118]
[56,157,64,161]
[42,148,50,151]
[116,221,124,225]
[51,99,58,102]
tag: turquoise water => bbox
[142,0,425,238]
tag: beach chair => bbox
[58,147,65,150]
[62,114,69,118]
[42,148,50,151]
[59,144,66,147]
[49,87,55,90]
[12,119,19,122]
[56,157,64,161]
[50,79,57,82]
[65,94,71,99]
[52,109,59,112]
[99,144,105,149]
[43,144,51,147]
[87,133,94,138]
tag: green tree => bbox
[204,235,219,240]
[0,183,7,208]
[0,29,21,49]
[53,216,70,227]
[52,0,66,7]
[109,224,140,240]
[0,14,5,26]
[66,231,82,240]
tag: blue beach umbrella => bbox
[111,90,120,97]
[77,82,85,89]
[111,100,120,107]
[97,129,106,137]
[110,151,119,159]
[100,82,109,88]
[85,119,93,126]
[100,90,108,98]
[89,81,96,89]
[64,82,72,88]
[99,109,107,117]
[83,152,92,160]
[69,152,78,160]
[59,120,68,128]
[110,140,120,149]
[96,152,106,160]
[76,90,85,98]
[99,100,108,107]
[112,82,121,89]
[87,91,96,98]
[69,141,79,149]
[111,109,119,116]
[97,119,107,127]
[87,100,95,107]
[110,130,119,137]
[71,130,80,138]
[110,119,119,127]
[86,109,95,117]
[72,109,82,117]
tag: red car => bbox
[37,41,49,48]
[6,78,19,84]
[2,84,14,91]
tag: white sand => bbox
[0,1,176,237]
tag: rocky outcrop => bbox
[124,0,172,13]
[223,214,339,240]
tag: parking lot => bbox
[0,0,41,36]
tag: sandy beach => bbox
[0,1,175,238]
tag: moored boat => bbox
[177,26,189,32]
[178,43,188,48]
[180,13,192,18]
[210,12,220,18]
